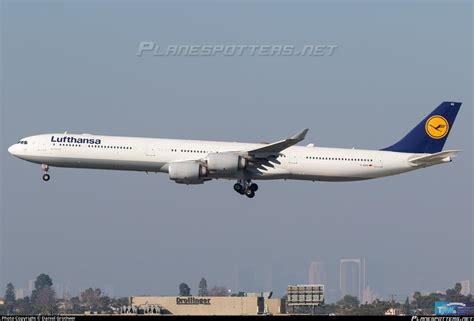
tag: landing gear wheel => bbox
[245,189,255,198]
[249,183,258,192]
[233,183,245,194]
[42,173,50,182]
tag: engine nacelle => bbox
[168,161,208,184]
[207,153,246,173]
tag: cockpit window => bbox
[17,140,28,145]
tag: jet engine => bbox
[207,153,247,173]
[168,161,208,184]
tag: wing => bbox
[231,128,308,175]
[409,150,460,166]
[201,129,308,174]
[243,128,309,159]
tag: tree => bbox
[34,274,53,290]
[110,297,129,311]
[404,296,410,315]
[413,291,422,309]
[77,288,113,313]
[32,287,57,314]
[4,283,16,314]
[179,283,191,296]
[445,283,465,303]
[81,288,103,311]
[15,297,33,314]
[198,278,208,296]
[98,295,112,313]
[69,296,84,314]
[31,273,57,314]
[454,283,462,294]
[337,295,360,307]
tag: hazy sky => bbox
[1,0,472,301]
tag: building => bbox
[129,296,282,315]
[286,285,324,315]
[385,308,404,315]
[308,261,326,285]
[361,285,378,304]
[28,279,35,296]
[54,283,64,299]
[339,258,366,301]
[460,280,471,296]
[15,288,25,299]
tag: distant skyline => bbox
[340,259,366,301]
[308,261,326,285]
[8,256,470,303]
[460,280,471,296]
[1,0,472,300]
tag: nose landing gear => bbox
[41,164,50,182]
[234,180,258,198]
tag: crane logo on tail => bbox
[425,115,449,139]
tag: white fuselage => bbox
[8,133,423,182]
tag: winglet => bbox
[291,128,309,141]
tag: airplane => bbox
[8,101,461,198]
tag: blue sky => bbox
[1,0,472,301]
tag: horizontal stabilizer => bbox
[409,150,460,166]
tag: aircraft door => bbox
[146,144,156,156]
[289,154,298,164]
[373,157,383,168]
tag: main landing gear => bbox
[233,180,258,198]
[41,164,50,182]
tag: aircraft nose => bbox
[8,144,17,155]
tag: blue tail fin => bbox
[382,101,461,154]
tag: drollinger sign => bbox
[176,297,211,305]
